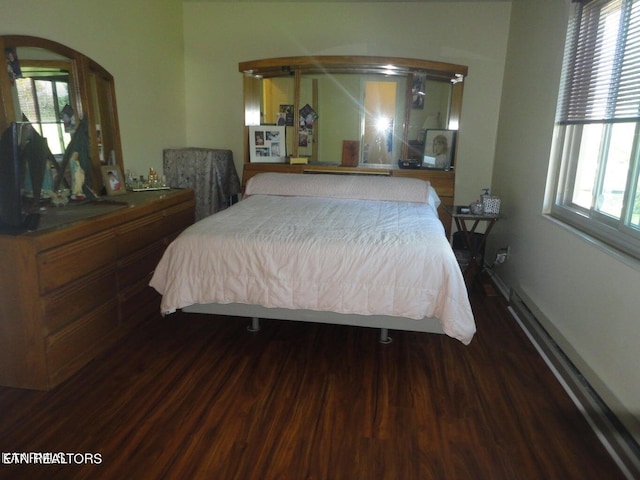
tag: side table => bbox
[163,148,241,221]
[446,205,500,284]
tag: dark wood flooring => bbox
[0,291,627,479]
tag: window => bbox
[548,0,640,259]
[15,69,72,157]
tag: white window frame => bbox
[548,0,640,260]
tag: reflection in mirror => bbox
[297,74,409,165]
[361,76,406,164]
[1,36,123,204]
[2,43,85,211]
[16,65,72,156]
[259,72,453,166]
[300,74,363,163]
[89,68,116,165]
[408,78,451,141]
[10,48,77,159]
[407,77,452,162]
[260,76,295,158]
[243,56,466,168]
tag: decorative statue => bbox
[69,152,86,200]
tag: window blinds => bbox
[556,0,640,124]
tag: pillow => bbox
[245,172,439,205]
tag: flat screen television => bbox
[0,122,26,234]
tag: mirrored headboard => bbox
[239,56,467,167]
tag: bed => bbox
[150,173,475,345]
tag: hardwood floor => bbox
[0,291,628,479]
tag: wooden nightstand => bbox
[446,205,500,285]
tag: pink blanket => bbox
[150,175,475,344]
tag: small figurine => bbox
[149,167,159,187]
[69,152,86,200]
[51,190,70,207]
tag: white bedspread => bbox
[150,194,475,344]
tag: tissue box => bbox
[483,196,501,215]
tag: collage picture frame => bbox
[249,125,286,163]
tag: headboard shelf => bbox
[242,162,455,238]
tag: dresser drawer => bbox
[119,275,161,326]
[42,266,117,334]
[115,212,165,258]
[117,240,166,289]
[38,230,116,295]
[158,200,196,238]
[46,300,119,377]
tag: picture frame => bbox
[341,140,360,167]
[249,125,286,163]
[277,104,294,126]
[101,165,127,195]
[411,74,426,109]
[422,129,456,170]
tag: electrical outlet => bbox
[494,246,510,264]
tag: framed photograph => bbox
[277,104,294,126]
[422,129,456,170]
[249,125,286,163]
[101,165,127,195]
[411,74,426,109]
[299,103,318,129]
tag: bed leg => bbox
[247,317,261,332]
[379,328,392,344]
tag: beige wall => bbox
[0,0,186,175]
[0,0,510,205]
[491,0,640,440]
[182,1,511,205]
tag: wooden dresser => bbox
[242,163,455,238]
[0,189,195,390]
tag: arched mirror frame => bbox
[239,55,467,166]
[0,35,123,193]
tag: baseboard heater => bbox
[508,288,640,480]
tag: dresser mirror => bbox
[240,56,467,166]
[0,35,123,197]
